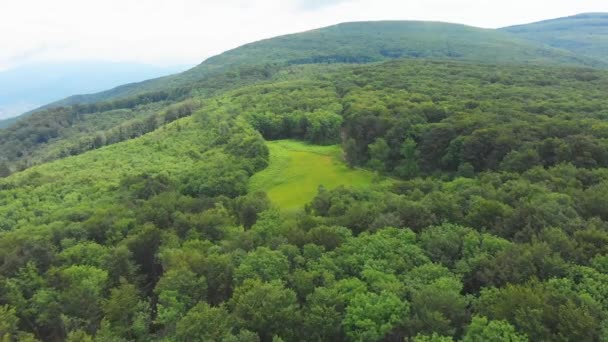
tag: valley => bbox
[1,12,608,342]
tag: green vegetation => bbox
[249,140,377,211]
[204,21,603,68]
[18,19,608,118]
[2,58,608,341]
[503,13,608,63]
[4,15,608,341]
[5,18,608,176]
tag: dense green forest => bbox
[503,13,608,63]
[0,63,288,172]
[2,55,608,341]
[15,18,606,116]
[4,17,608,174]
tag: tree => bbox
[181,156,249,198]
[368,138,390,172]
[307,225,352,250]
[456,162,475,178]
[475,280,603,341]
[235,192,271,230]
[0,162,11,178]
[175,302,234,341]
[395,138,419,178]
[463,316,528,342]
[344,137,360,167]
[234,247,290,284]
[59,265,108,333]
[0,305,18,341]
[103,282,147,339]
[304,110,343,144]
[230,279,298,341]
[154,268,207,332]
[407,275,468,337]
[58,242,109,268]
[419,224,477,268]
[66,330,94,342]
[414,333,454,342]
[302,279,367,341]
[104,245,140,287]
[342,291,409,341]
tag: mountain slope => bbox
[3,59,608,340]
[201,20,602,67]
[502,13,608,63]
[3,18,608,176]
[0,62,188,125]
[38,20,607,110]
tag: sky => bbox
[1,0,607,71]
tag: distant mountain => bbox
[3,17,608,172]
[36,20,607,110]
[0,61,189,126]
[502,13,608,63]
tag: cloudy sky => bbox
[1,0,607,71]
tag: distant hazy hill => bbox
[502,13,608,63]
[0,62,188,126]
[37,20,606,110]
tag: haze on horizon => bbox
[1,0,607,72]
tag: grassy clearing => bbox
[249,140,381,212]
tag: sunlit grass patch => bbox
[249,140,381,212]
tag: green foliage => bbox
[475,280,604,341]
[503,13,608,64]
[414,333,454,342]
[175,302,233,341]
[103,282,147,339]
[3,42,608,342]
[234,247,290,283]
[209,20,603,70]
[396,138,420,178]
[342,291,409,341]
[463,316,527,342]
[368,138,390,172]
[0,305,18,341]
[230,279,298,341]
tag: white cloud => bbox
[0,0,606,70]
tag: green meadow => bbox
[248,140,379,211]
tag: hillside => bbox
[3,59,608,340]
[37,20,606,110]
[4,19,608,174]
[0,61,188,124]
[502,13,608,63]
[0,63,292,173]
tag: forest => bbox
[1,57,608,341]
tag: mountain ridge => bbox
[20,18,607,117]
[501,12,608,63]
[0,62,189,127]
[2,14,608,174]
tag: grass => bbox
[248,140,380,212]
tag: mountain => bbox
[4,19,608,174]
[502,13,608,63]
[2,58,608,340]
[36,20,607,110]
[0,61,189,126]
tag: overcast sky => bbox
[1,0,607,71]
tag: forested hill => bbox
[3,59,608,341]
[502,13,608,63]
[3,18,607,174]
[199,20,601,68]
[36,20,606,110]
